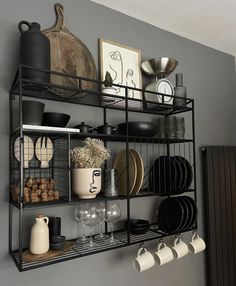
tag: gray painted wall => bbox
[1,0,236,285]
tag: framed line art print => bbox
[99,38,142,109]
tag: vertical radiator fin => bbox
[203,146,236,286]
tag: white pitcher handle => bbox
[44,217,49,225]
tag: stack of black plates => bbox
[150,155,193,195]
[157,196,197,234]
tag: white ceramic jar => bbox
[30,213,49,255]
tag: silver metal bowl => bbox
[141,57,178,78]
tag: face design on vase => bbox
[89,170,101,193]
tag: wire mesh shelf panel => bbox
[10,134,70,207]
[11,246,79,272]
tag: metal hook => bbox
[192,229,197,237]
[175,233,180,239]
[139,242,144,249]
[159,237,164,243]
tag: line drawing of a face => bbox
[89,170,101,193]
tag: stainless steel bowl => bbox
[141,57,178,78]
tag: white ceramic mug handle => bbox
[158,242,166,251]
[44,217,49,225]
[174,238,181,246]
[137,248,147,257]
[191,234,199,242]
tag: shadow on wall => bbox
[1,23,18,91]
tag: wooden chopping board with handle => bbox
[43,3,97,91]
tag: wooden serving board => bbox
[43,3,97,91]
[22,241,74,262]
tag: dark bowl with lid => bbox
[96,123,116,135]
[73,122,93,133]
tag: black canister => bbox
[48,217,61,239]
[18,21,50,83]
[22,100,45,125]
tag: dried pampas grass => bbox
[71,138,110,168]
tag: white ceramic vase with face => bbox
[72,168,102,199]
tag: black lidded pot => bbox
[18,21,50,83]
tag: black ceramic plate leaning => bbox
[171,157,183,194]
[180,157,193,190]
[176,197,189,232]
[173,156,188,193]
[158,198,185,234]
[184,196,197,230]
[152,156,177,195]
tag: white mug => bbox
[188,234,206,254]
[172,238,189,259]
[133,247,155,272]
[153,242,174,265]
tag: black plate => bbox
[173,156,188,192]
[171,157,183,194]
[152,156,177,195]
[158,198,185,234]
[185,196,197,229]
[180,157,193,190]
[176,197,189,232]
[127,219,150,235]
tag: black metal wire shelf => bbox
[9,65,197,272]
[10,65,193,116]
[10,225,196,272]
[10,188,196,210]
[11,126,193,144]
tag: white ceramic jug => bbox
[30,213,49,255]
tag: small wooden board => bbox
[22,241,74,262]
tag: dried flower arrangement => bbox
[71,138,110,168]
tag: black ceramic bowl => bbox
[128,219,150,235]
[42,112,70,127]
[52,235,66,244]
[50,242,65,251]
[117,122,158,137]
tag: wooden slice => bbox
[113,150,137,196]
[43,4,97,92]
[130,149,144,195]
[22,241,74,262]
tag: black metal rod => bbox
[68,134,71,203]
[124,86,131,244]
[18,66,24,267]
[19,65,194,101]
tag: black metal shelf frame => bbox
[9,65,197,271]
[10,225,197,272]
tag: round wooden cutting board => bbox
[43,3,97,91]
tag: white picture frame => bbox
[99,38,142,109]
